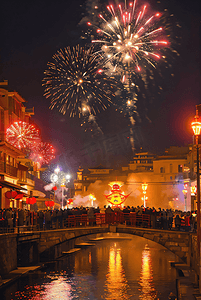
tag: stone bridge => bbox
[0,225,198,276]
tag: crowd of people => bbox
[0,205,196,232]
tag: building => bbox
[74,147,195,211]
[0,81,53,209]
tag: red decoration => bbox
[104,181,130,206]
[6,121,41,150]
[68,198,73,205]
[26,197,36,204]
[30,142,55,167]
[52,186,57,191]
[15,193,24,200]
[45,200,54,207]
[5,190,18,199]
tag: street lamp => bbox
[89,194,96,207]
[191,109,201,258]
[142,183,148,208]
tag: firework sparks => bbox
[86,0,173,152]
[6,121,41,150]
[89,0,169,80]
[43,45,121,117]
[30,142,55,167]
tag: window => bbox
[178,165,183,173]
[170,164,173,173]
[160,167,165,173]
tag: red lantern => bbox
[52,186,57,191]
[5,190,18,199]
[26,198,31,204]
[30,197,36,204]
[45,200,54,207]
[26,197,36,205]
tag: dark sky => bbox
[0,0,200,173]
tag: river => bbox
[2,233,180,299]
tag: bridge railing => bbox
[0,213,151,233]
[65,212,150,228]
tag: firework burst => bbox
[88,0,169,82]
[30,142,55,167]
[6,121,41,150]
[85,0,177,152]
[43,45,122,117]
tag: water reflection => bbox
[3,234,179,300]
[39,277,72,299]
[104,244,129,300]
[139,244,158,300]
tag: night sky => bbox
[0,0,200,174]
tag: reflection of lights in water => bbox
[89,252,92,264]
[105,246,129,300]
[139,244,157,299]
[42,277,72,299]
[17,276,72,299]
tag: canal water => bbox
[2,233,180,300]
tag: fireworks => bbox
[88,0,169,82]
[84,0,175,152]
[43,45,121,117]
[30,142,55,167]
[6,121,40,150]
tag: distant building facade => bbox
[74,146,197,211]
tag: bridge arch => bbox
[37,225,191,264]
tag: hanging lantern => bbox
[45,200,54,207]
[52,186,57,191]
[26,197,36,205]
[26,198,31,204]
[5,190,18,199]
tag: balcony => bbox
[0,161,18,177]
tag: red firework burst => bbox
[30,142,55,166]
[6,121,41,150]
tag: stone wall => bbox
[189,234,199,274]
[39,227,108,260]
[0,234,17,276]
[117,226,190,263]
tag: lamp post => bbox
[142,183,148,208]
[89,194,96,207]
[191,107,201,291]
[191,109,201,259]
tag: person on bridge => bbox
[87,207,95,226]
[175,214,181,230]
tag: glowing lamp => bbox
[142,183,148,192]
[66,174,71,181]
[191,186,197,196]
[68,198,73,205]
[52,186,57,191]
[191,115,201,136]
[182,189,187,195]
